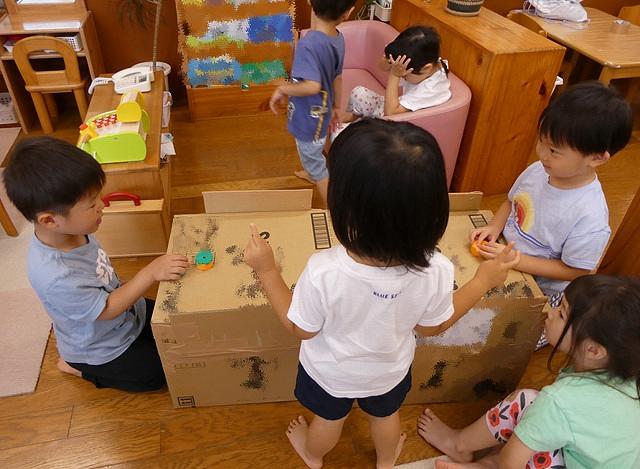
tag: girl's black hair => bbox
[327,118,449,270]
[3,136,105,221]
[548,275,640,400]
[539,81,632,157]
[384,25,448,75]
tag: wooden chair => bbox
[507,10,579,90]
[619,5,640,26]
[619,6,640,101]
[12,36,88,134]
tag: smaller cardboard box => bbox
[405,193,547,404]
[152,191,547,408]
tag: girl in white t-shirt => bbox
[245,118,519,469]
[337,25,451,132]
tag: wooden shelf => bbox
[0,7,103,133]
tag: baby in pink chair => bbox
[336,25,451,132]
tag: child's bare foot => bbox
[57,358,81,377]
[418,409,473,462]
[378,431,407,469]
[286,415,323,469]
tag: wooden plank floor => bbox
[1,100,638,468]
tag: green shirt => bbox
[515,370,640,469]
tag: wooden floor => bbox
[0,98,638,468]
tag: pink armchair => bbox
[336,20,472,188]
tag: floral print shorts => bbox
[486,389,565,468]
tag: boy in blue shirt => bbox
[3,137,189,391]
[269,0,356,204]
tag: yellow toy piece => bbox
[116,90,145,123]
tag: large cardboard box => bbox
[152,190,547,408]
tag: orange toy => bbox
[470,240,487,257]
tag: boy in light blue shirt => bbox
[4,137,189,391]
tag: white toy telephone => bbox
[88,66,155,95]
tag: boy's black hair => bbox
[548,275,640,401]
[327,118,449,270]
[310,0,356,21]
[539,81,632,157]
[3,136,105,222]
[384,26,443,73]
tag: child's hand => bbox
[474,240,506,260]
[269,87,287,114]
[330,108,341,133]
[475,242,520,290]
[388,54,414,78]
[145,254,189,282]
[244,223,276,274]
[469,225,501,244]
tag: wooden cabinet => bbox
[0,7,104,132]
[391,0,565,194]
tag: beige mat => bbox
[0,197,51,397]
[0,288,51,397]
[396,456,450,469]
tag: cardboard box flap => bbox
[203,189,313,214]
[449,192,483,212]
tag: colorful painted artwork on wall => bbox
[175,0,295,88]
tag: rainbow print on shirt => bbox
[512,193,534,233]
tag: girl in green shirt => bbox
[417,274,640,469]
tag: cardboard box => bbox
[405,193,547,404]
[152,190,547,408]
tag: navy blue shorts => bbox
[294,363,412,421]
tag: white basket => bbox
[374,2,393,22]
[58,33,83,52]
[0,92,18,125]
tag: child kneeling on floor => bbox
[418,274,640,469]
[244,119,519,469]
[3,137,189,392]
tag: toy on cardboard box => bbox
[78,90,149,164]
[152,191,547,409]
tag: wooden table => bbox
[85,71,169,207]
[526,7,640,86]
[0,126,20,236]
